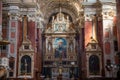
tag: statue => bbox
[59,68,62,75]
[48,42,52,52]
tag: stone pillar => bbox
[102,2,117,77]
[8,5,20,78]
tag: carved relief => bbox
[102,9,116,19]
[45,12,75,33]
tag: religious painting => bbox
[20,55,31,75]
[54,23,66,32]
[89,55,100,75]
[53,38,67,58]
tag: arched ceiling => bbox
[39,0,83,23]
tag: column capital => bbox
[101,2,116,20]
[8,6,20,20]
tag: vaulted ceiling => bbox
[38,0,83,23]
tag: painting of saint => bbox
[54,38,67,58]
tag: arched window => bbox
[20,55,31,75]
[89,55,100,75]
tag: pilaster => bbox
[8,5,20,78]
[83,0,106,78]
[102,1,117,77]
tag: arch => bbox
[89,55,100,75]
[20,55,32,75]
[45,8,77,24]
[43,1,80,24]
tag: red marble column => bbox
[97,20,103,49]
[116,0,120,51]
[28,21,37,79]
[84,20,92,78]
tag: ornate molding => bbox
[102,9,116,19]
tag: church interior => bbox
[0,0,120,80]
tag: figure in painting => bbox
[54,38,67,58]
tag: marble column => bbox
[8,5,20,78]
[102,3,116,77]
